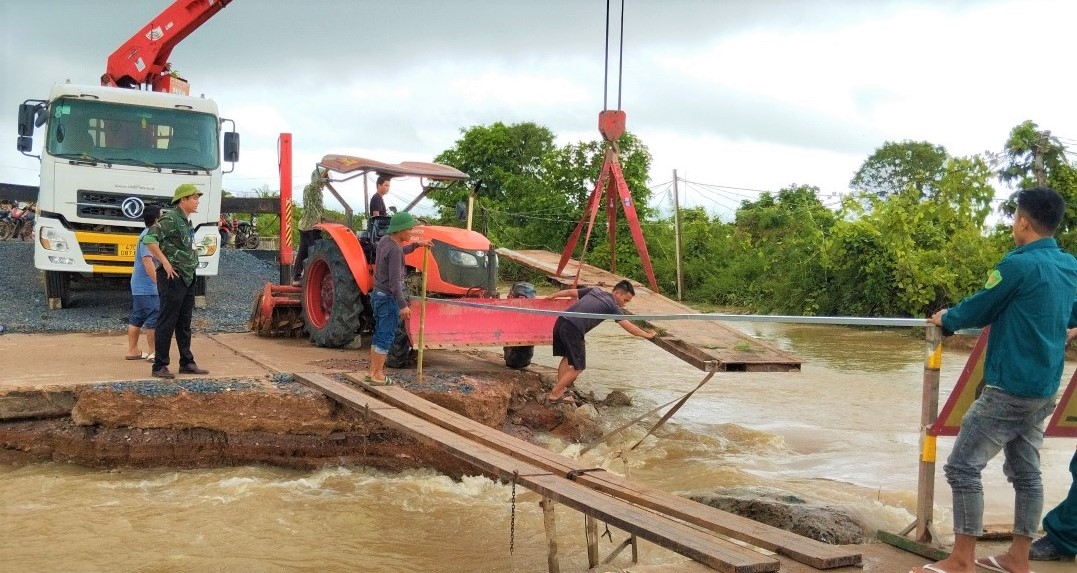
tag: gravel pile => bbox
[0,241,281,334]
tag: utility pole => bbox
[672,169,683,301]
[1033,130,1051,187]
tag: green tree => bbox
[430,123,654,264]
[995,120,1077,250]
[824,154,1001,317]
[850,140,949,200]
[997,120,1068,189]
[729,185,835,313]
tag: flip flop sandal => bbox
[125,352,148,360]
[546,395,577,405]
[365,375,395,387]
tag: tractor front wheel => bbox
[303,239,363,348]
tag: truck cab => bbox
[17,83,238,308]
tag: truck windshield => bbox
[45,98,219,171]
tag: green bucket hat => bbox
[386,211,418,234]
[171,183,203,204]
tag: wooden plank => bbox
[496,248,801,372]
[296,373,779,573]
[875,530,949,562]
[349,374,861,570]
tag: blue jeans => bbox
[370,291,399,355]
[944,386,1056,538]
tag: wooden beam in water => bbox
[296,373,780,573]
[347,374,861,570]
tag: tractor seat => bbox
[360,216,392,263]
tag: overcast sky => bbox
[3,0,1076,218]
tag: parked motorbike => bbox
[0,202,35,241]
[219,214,259,249]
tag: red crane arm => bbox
[101,0,234,90]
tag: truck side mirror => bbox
[17,135,32,153]
[18,103,38,137]
[223,131,239,163]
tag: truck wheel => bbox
[0,221,15,240]
[302,239,362,348]
[45,271,71,309]
[385,320,415,368]
[243,231,259,250]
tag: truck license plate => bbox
[120,245,136,258]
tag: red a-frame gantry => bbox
[556,110,659,292]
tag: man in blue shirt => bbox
[916,187,1077,573]
[125,206,160,361]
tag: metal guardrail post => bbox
[915,324,943,542]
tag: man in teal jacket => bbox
[1029,445,1076,562]
[914,187,1077,573]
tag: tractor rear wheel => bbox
[302,239,362,348]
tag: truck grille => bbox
[82,243,118,256]
[77,190,170,222]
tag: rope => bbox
[579,395,683,455]
[603,0,610,111]
[578,370,716,456]
[601,0,626,111]
[628,371,715,451]
[617,0,624,111]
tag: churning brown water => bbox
[2,323,1073,572]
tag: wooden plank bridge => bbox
[296,372,861,572]
[496,248,802,372]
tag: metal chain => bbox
[509,470,518,554]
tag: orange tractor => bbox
[252,154,572,368]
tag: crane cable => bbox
[603,0,626,111]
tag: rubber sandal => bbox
[546,394,577,405]
[125,352,148,360]
[365,375,394,386]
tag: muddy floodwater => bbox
[2,323,1074,572]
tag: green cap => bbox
[386,211,418,234]
[171,183,203,204]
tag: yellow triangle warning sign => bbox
[929,326,1077,438]
[1047,373,1077,437]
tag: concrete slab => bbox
[1,332,274,392]
[0,331,530,393]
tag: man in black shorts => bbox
[546,279,656,404]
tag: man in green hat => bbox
[143,183,210,379]
[367,211,428,384]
